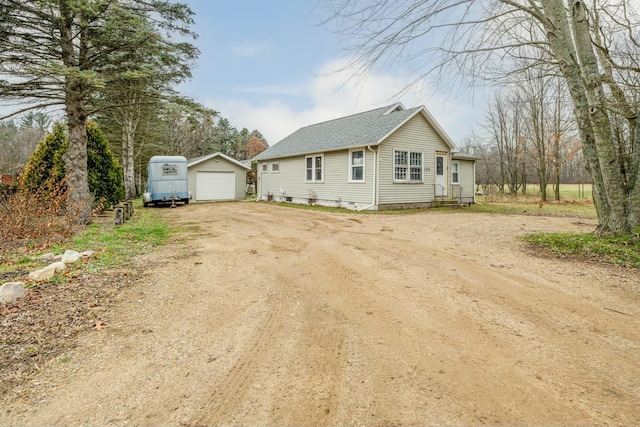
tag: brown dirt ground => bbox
[1,202,639,426]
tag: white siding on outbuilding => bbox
[187,153,249,202]
[457,160,476,199]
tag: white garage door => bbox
[196,171,235,201]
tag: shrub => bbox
[21,121,125,210]
[0,176,82,251]
[86,122,124,209]
[21,123,67,192]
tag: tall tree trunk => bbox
[628,111,640,228]
[553,139,561,202]
[59,4,91,223]
[122,116,137,200]
[64,90,92,223]
[553,89,562,202]
[540,0,613,230]
[569,1,629,233]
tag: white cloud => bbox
[205,56,479,146]
[230,40,275,58]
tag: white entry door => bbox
[435,154,447,196]
[196,171,235,201]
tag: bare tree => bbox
[482,93,527,195]
[0,115,49,174]
[325,0,640,233]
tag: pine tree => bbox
[22,122,125,210]
[87,122,125,209]
[21,123,67,192]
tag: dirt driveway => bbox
[2,202,639,426]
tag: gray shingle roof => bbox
[452,152,481,161]
[253,104,437,161]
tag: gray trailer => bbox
[143,156,190,207]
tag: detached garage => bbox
[187,152,251,202]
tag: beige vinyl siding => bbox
[458,160,475,198]
[378,114,451,205]
[188,158,247,200]
[258,149,375,207]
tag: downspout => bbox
[356,145,377,211]
[255,162,262,201]
[473,161,477,204]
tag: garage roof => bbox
[187,152,251,170]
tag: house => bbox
[187,152,251,202]
[252,103,478,210]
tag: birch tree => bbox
[326,0,640,234]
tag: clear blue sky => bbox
[179,0,480,145]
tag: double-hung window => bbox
[394,150,422,182]
[305,154,323,182]
[261,163,268,173]
[271,162,280,173]
[394,151,408,180]
[350,150,364,182]
[410,152,422,181]
[452,162,459,184]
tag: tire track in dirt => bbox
[284,211,638,425]
[194,294,285,425]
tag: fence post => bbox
[115,207,124,225]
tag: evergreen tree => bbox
[87,122,125,208]
[22,122,125,209]
[21,123,67,191]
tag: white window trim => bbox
[393,149,423,183]
[271,162,280,173]
[452,161,460,184]
[261,163,268,173]
[349,149,366,183]
[305,154,324,183]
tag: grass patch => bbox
[522,230,640,268]
[63,208,169,269]
[480,183,592,200]
[469,200,597,219]
[1,202,171,280]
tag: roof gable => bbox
[253,104,455,161]
[187,152,251,170]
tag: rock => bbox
[0,282,26,304]
[39,253,55,262]
[61,250,81,264]
[28,262,66,282]
[80,250,95,258]
[29,267,56,282]
[51,261,66,272]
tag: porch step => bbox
[433,198,463,208]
